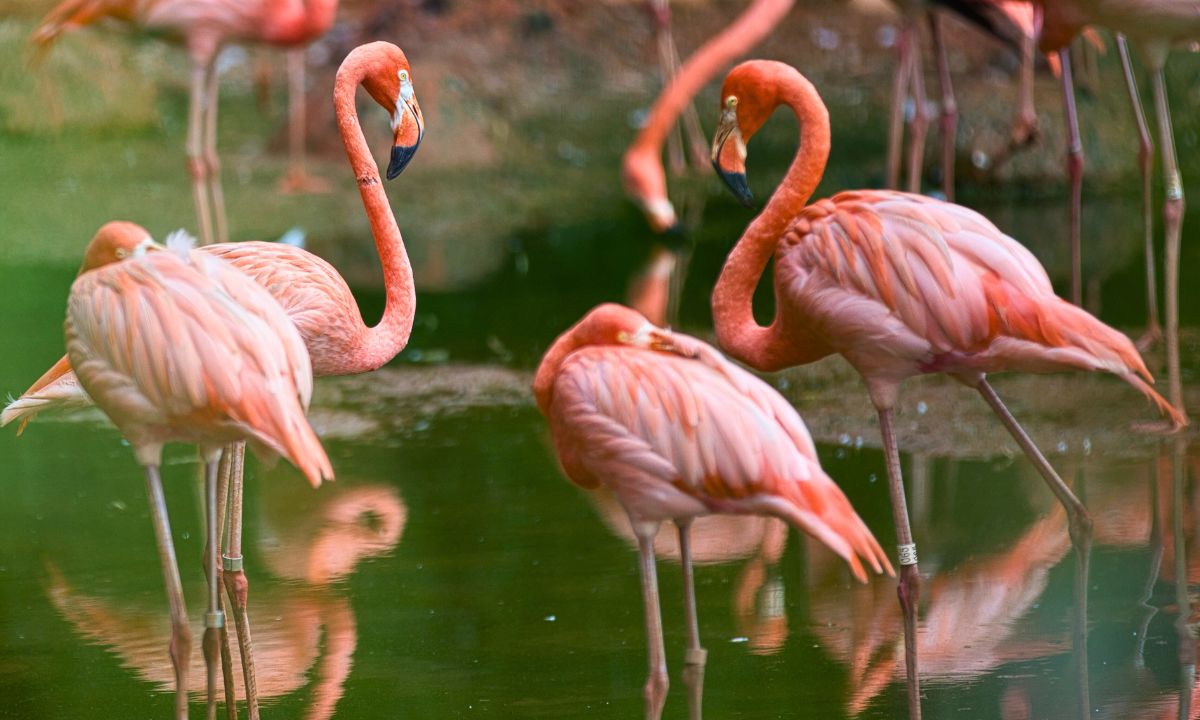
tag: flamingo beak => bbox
[711,106,752,207]
[388,89,423,180]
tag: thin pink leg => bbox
[676,520,706,720]
[876,404,922,720]
[928,11,955,201]
[187,59,215,246]
[886,21,913,190]
[279,50,331,194]
[1116,36,1161,351]
[975,378,1091,716]
[203,460,225,720]
[632,518,668,720]
[145,464,192,720]
[202,58,228,245]
[1149,64,1187,423]
[648,0,686,177]
[1058,49,1084,306]
[222,442,261,720]
[905,19,930,195]
[214,451,237,720]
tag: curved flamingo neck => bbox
[712,67,831,371]
[334,55,416,372]
[623,0,794,184]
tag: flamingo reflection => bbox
[44,481,404,720]
[807,505,1071,715]
[588,488,792,654]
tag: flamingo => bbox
[624,0,794,327]
[3,40,422,719]
[707,59,1183,719]
[884,0,1033,201]
[533,303,893,720]
[65,225,332,720]
[1034,0,1193,424]
[32,0,340,246]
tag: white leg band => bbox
[897,543,919,566]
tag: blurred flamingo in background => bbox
[709,58,1183,720]
[32,0,341,246]
[1035,0,1194,425]
[4,40,422,719]
[534,303,892,720]
[278,49,333,194]
[624,0,794,327]
[65,224,332,720]
[884,0,1033,201]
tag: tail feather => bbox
[1124,374,1187,431]
[242,391,333,488]
[781,475,895,583]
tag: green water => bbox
[5,30,1200,720]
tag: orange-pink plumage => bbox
[534,303,890,719]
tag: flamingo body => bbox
[66,235,331,485]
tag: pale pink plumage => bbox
[66,239,332,486]
[535,304,891,582]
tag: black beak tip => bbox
[387,142,419,180]
[717,168,754,207]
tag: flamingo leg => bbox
[905,19,930,195]
[279,50,331,194]
[221,442,261,720]
[876,405,922,720]
[676,520,706,720]
[649,0,687,177]
[145,464,192,720]
[928,11,955,201]
[1171,435,1196,696]
[633,518,669,720]
[187,58,215,247]
[975,378,1091,716]
[885,20,913,190]
[1058,49,1084,306]
[203,56,229,245]
[1116,37,1161,352]
[1149,64,1187,423]
[1134,458,1163,668]
[215,450,238,720]
[203,460,225,720]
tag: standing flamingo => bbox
[623,0,794,327]
[1035,0,1193,423]
[66,226,332,720]
[534,303,892,720]
[32,0,340,246]
[708,59,1183,719]
[4,40,422,719]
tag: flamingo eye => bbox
[398,69,409,82]
[725,96,738,109]
[115,248,129,259]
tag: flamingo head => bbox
[574,303,675,352]
[357,42,425,179]
[711,60,788,207]
[621,150,684,238]
[78,221,161,275]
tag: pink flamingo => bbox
[65,224,332,720]
[4,40,422,718]
[533,303,892,720]
[623,0,794,327]
[708,59,1183,719]
[1035,0,1193,423]
[32,0,340,246]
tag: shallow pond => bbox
[4,12,1200,717]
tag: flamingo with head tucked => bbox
[65,225,332,720]
[32,0,341,246]
[708,58,1183,719]
[534,303,892,720]
[4,40,422,720]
